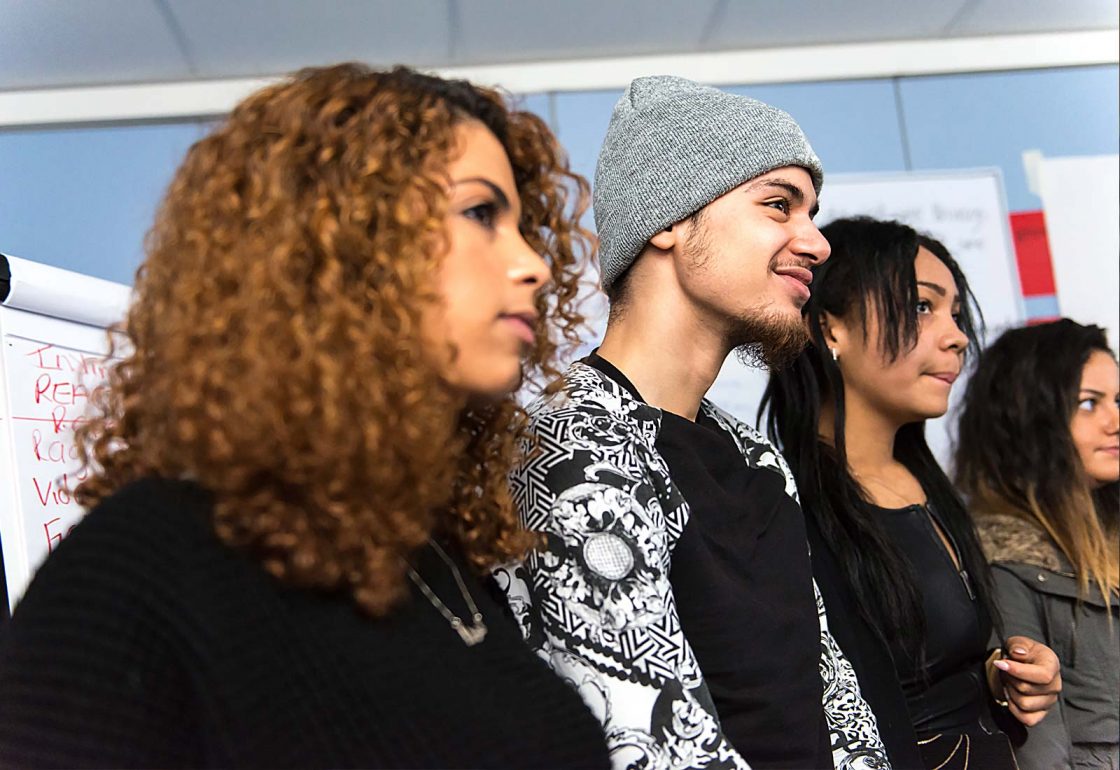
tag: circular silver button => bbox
[583,533,635,580]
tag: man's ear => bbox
[649,225,677,251]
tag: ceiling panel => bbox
[705,0,972,49]
[0,0,188,90]
[167,0,452,78]
[454,0,720,63]
[950,0,1119,36]
[1,0,1116,93]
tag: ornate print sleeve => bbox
[495,366,750,770]
[814,580,892,770]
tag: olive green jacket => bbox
[976,512,1119,770]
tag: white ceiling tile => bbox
[2,0,1114,93]
[454,0,721,63]
[166,0,452,79]
[705,0,972,49]
[0,0,189,90]
[950,0,1118,36]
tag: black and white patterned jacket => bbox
[495,362,890,770]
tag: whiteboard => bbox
[0,254,131,615]
[575,169,1025,468]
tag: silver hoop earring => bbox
[830,347,839,362]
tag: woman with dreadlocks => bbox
[762,216,1061,769]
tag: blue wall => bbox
[0,122,210,285]
[727,79,910,175]
[899,67,1120,212]
[1,65,1116,289]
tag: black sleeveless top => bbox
[874,501,992,737]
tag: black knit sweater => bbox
[0,478,610,769]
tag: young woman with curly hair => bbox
[957,319,1118,770]
[0,64,609,769]
[762,217,1062,769]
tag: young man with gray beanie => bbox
[496,76,890,769]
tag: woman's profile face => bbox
[1070,349,1120,488]
[834,247,968,426]
[424,119,551,400]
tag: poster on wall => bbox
[1036,153,1120,349]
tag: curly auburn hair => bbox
[74,63,593,616]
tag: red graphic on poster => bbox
[1009,211,1060,324]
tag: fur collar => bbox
[974,512,1067,573]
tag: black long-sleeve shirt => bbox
[0,477,610,769]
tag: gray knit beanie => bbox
[593,75,824,291]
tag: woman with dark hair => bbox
[762,216,1061,770]
[957,319,1118,770]
[0,64,610,768]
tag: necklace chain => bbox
[405,539,487,647]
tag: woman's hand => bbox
[988,636,1062,727]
